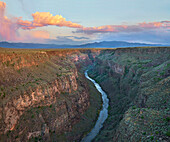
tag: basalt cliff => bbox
[0,47,169,142]
[89,47,170,141]
[0,48,101,141]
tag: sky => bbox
[0,0,170,45]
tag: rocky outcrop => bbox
[107,60,125,75]
[0,51,48,70]
[1,73,79,134]
[0,49,94,141]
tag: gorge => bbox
[0,47,169,142]
[81,70,109,142]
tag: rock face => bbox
[2,73,80,133]
[0,49,99,141]
[89,47,170,142]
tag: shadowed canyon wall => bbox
[89,47,170,142]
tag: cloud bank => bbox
[75,21,170,34]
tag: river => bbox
[81,70,109,142]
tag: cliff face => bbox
[89,47,170,142]
[2,73,80,131]
[0,48,101,141]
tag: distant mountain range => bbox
[0,41,164,49]
[77,41,162,48]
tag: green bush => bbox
[166,131,170,137]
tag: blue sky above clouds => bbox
[0,0,170,44]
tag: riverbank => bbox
[50,71,102,142]
[81,70,109,142]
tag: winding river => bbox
[81,70,109,142]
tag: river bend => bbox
[81,70,109,142]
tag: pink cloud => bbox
[17,12,83,30]
[0,2,19,40]
[0,1,82,41]
[76,21,170,34]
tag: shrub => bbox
[150,136,154,140]
[143,132,146,135]
[141,115,144,119]
[12,63,15,67]
[1,87,4,91]
[166,117,170,122]
[6,61,10,67]
[15,135,19,139]
[166,131,170,137]
[132,106,136,109]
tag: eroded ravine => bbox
[81,70,109,142]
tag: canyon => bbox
[0,47,169,142]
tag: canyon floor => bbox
[0,47,169,142]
